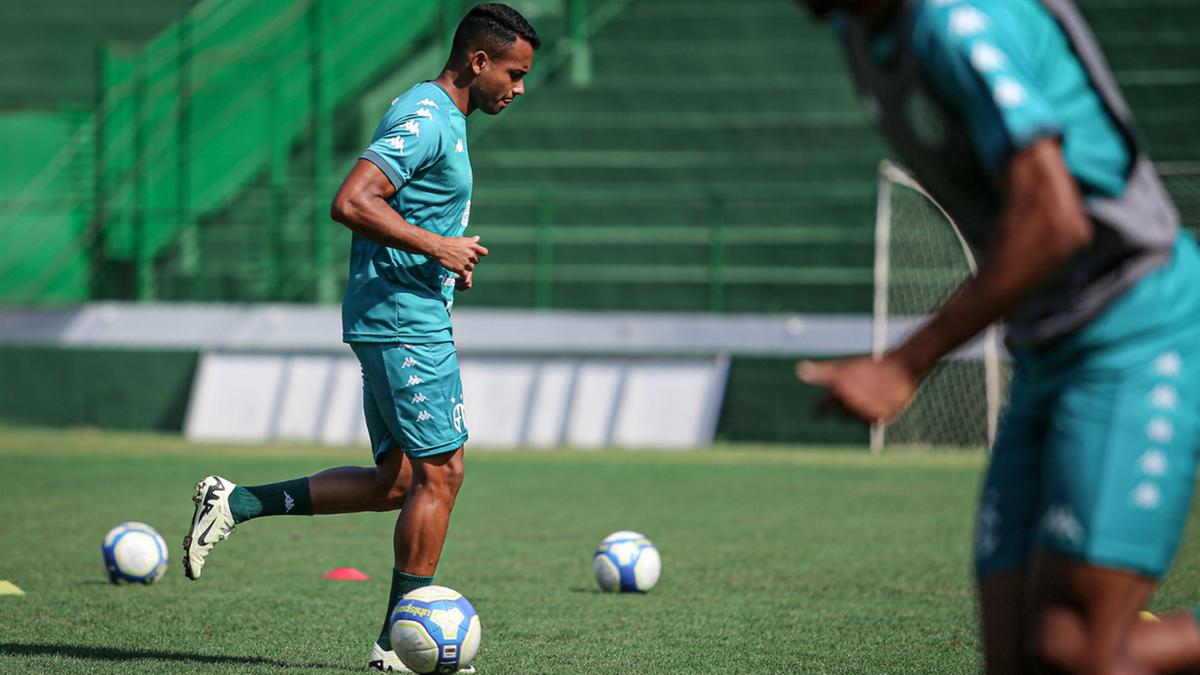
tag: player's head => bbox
[448,3,540,115]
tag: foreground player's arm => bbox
[331,160,487,275]
[894,139,1091,372]
[799,141,1091,422]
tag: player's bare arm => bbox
[330,159,488,275]
[799,138,1092,423]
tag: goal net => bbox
[871,160,1008,452]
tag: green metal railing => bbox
[0,0,580,305]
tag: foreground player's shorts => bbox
[352,342,468,461]
[976,233,1200,580]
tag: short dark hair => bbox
[451,3,541,62]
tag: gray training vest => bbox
[838,0,1179,347]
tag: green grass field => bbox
[2,428,1199,673]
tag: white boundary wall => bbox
[184,352,729,449]
[0,304,1001,448]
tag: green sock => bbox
[378,569,434,650]
[228,478,313,524]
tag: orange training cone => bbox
[323,567,370,581]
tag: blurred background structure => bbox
[1,0,1198,446]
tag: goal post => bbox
[871,160,1006,452]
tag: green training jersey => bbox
[342,81,472,344]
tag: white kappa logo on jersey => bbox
[460,200,471,228]
[384,137,404,151]
[948,6,988,37]
[443,275,456,287]
[970,42,1006,72]
[1147,417,1174,444]
[993,77,1027,109]
[401,357,418,368]
[455,138,465,153]
[419,98,440,109]
[406,375,424,387]
[417,410,433,422]
[1149,384,1178,411]
[402,120,421,137]
[416,108,433,119]
[411,393,428,404]
[1155,352,1183,378]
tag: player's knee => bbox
[417,455,465,500]
[372,466,407,511]
[382,481,407,510]
[1032,606,1084,672]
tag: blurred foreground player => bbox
[181,4,538,671]
[795,0,1200,672]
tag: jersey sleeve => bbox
[361,105,443,191]
[912,1,1062,171]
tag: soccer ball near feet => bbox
[592,530,661,593]
[101,522,169,584]
[390,585,482,674]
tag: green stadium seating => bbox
[1,0,1197,309]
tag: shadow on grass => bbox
[0,643,344,670]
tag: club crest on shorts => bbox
[452,402,466,433]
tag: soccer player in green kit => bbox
[794,0,1200,672]
[181,5,538,671]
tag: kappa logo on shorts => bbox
[975,490,1001,559]
[411,393,428,404]
[401,357,418,368]
[1041,504,1082,545]
[1132,482,1162,510]
[1138,449,1168,477]
[417,411,433,422]
[406,375,424,387]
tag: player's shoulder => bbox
[384,83,455,130]
[907,0,1041,63]
[910,0,1030,51]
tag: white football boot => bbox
[367,643,411,672]
[367,642,476,673]
[182,475,237,580]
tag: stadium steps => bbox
[464,0,882,313]
[0,0,198,110]
[461,0,1200,314]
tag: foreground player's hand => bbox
[796,355,918,424]
[435,235,488,275]
[455,270,473,291]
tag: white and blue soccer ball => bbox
[592,530,661,593]
[389,585,482,674]
[100,522,168,584]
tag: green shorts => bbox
[976,233,1200,580]
[352,342,468,462]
